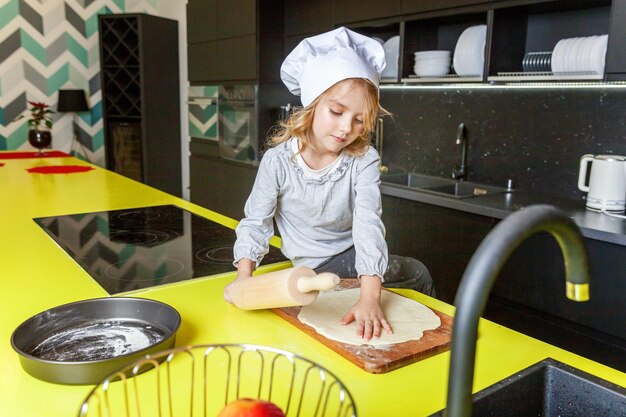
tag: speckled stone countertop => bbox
[381,182,626,247]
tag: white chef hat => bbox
[280,27,386,107]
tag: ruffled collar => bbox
[283,137,352,183]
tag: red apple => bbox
[217,398,286,417]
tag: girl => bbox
[224,27,434,341]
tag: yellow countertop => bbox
[1,153,624,417]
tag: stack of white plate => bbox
[551,35,608,75]
[413,50,451,77]
[452,25,487,77]
[382,36,400,79]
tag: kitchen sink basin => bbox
[381,173,507,198]
[431,358,626,416]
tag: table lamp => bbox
[57,89,89,160]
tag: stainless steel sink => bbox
[381,173,507,198]
[431,358,626,417]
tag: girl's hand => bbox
[224,258,255,304]
[340,275,394,340]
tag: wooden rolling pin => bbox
[229,266,340,310]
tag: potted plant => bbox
[27,100,54,155]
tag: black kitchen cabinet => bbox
[401,0,489,15]
[284,0,334,35]
[187,0,257,83]
[382,193,626,371]
[382,195,496,303]
[334,0,401,24]
[605,0,626,79]
[284,0,335,53]
[189,139,257,220]
[98,13,181,196]
[187,0,217,43]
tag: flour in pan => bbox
[27,320,168,362]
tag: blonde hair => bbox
[269,78,389,157]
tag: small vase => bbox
[28,129,52,155]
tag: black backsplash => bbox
[379,85,626,200]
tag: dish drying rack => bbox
[78,344,356,417]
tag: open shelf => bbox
[403,11,489,82]
[488,0,612,80]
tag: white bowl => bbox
[415,50,451,58]
[414,68,450,77]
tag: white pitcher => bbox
[578,154,626,212]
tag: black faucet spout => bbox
[452,123,468,180]
[445,205,590,417]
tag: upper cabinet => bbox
[334,0,400,24]
[400,0,488,15]
[284,0,335,53]
[189,0,626,85]
[187,0,257,83]
[605,0,626,80]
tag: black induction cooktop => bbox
[34,205,287,294]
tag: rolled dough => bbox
[297,288,441,346]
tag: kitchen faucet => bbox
[445,205,590,417]
[452,123,468,180]
[374,117,389,173]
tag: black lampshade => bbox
[57,89,89,112]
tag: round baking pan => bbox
[11,297,181,385]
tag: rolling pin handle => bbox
[296,273,340,293]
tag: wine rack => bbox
[98,13,182,196]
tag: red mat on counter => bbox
[26,165,94,174]
[0,151,70,159]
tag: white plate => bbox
[415,50,451,58]
[551,38,566,73]
[568,37,585,72]
[590,34,608,75]
[555,38,574,73]
[468,25,486,75]
[453,26,476,75]
[382,36,400,79]
[579,36,597,72]
[453,25,485,76]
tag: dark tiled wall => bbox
[379,85,626,200]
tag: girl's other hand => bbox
[224,258,255,304]
[223,272,252,304]
[340,275,393,340]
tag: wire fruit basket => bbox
[78,344,357,417]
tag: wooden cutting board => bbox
[272,279,453,374]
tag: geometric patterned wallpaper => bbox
[188,85,217,140]
[0,0,166,166]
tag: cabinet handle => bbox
[187,98,215,105]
